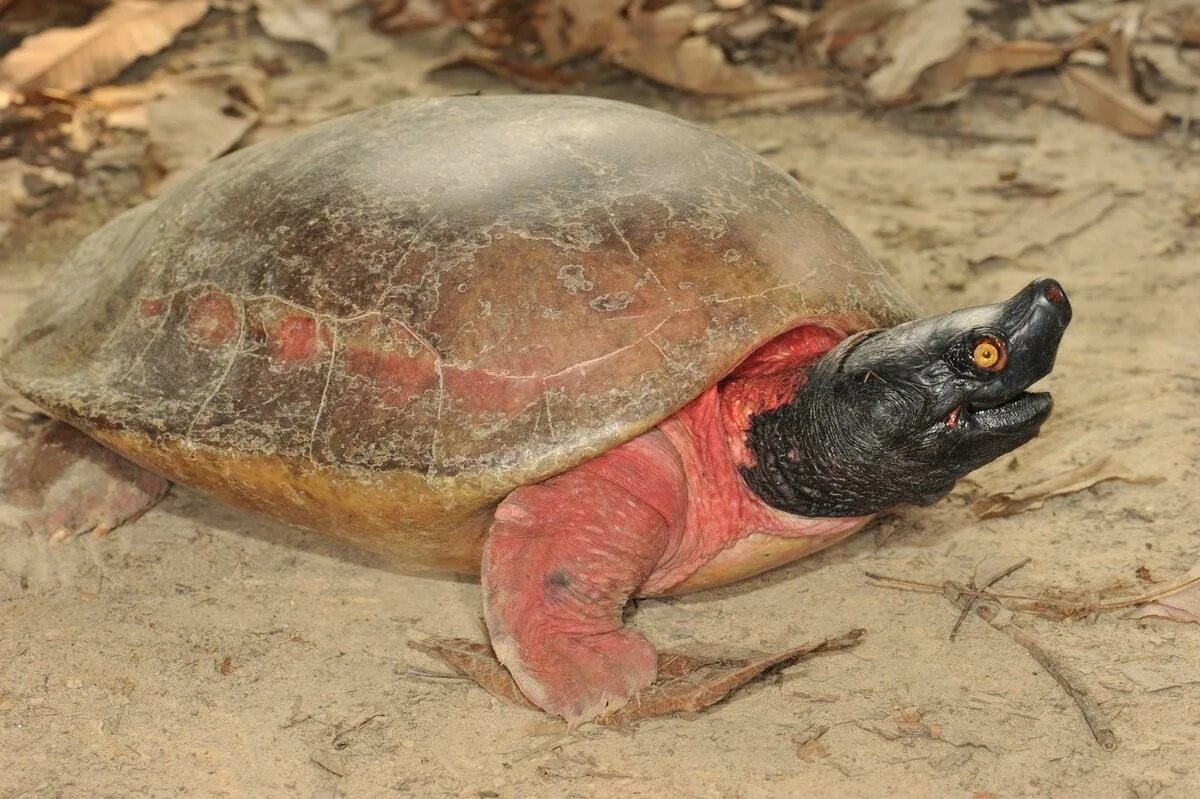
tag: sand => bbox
[1,15,1198,799]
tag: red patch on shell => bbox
[442,368,548,417]
[139,297,167,318]
[344,337,438,407]
[270,314,330,363]
[185,292,238,346]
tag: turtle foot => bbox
[416,628,865,726]
[1,421,168,540]
[493,628,658,724]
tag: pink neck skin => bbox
[638,325,873,596]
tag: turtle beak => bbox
[964,278,1071,411]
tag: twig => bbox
[949,557,1031,641]
[865,570,1200,614]
[331,712,386,750]
[943,582,1117,751]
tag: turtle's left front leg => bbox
[1,421,169,539]
[480,436,686,722]
[482,478,668,722]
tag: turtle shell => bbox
[1,96,917,570]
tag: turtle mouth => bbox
[945,391,1052,434]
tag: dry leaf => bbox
[1187,14,1200,46]
[972,455,1164,519]
[968,183,1118,265]
[1142,0,1200,46]
[966,39,1063,79]
[88,79,165,131]
[431,46,580,90]
[255,0,338,56]
[147,69,264,192]
[609,3,824,97]
[413,630,864,724]
[1132,562,1200,624]
[1019,1,1088,40]
[973,555,1031,591]
[865,0,970,104]
[809,0,916,63]
[706,85,836,115]
[1118,660,1200,690]
[1138,42,1200,120]
[1061,65,1165,138]
[533,0,626,65]
[0,0,210,93]
[410,638,538,710]
[369,0,483,33]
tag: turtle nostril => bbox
[1043,281,1066,305]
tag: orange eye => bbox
[972,338,1006,372]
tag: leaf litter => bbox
[362,0,1200,137]
[411,629,864,725]
[0,0,1191,247]
[1131,561,1200,624]
[0,0,210,93]
[971,454,1164,519]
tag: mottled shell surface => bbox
[2,95,917,570]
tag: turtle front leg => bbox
[482,466,675,723]
[1,421,168,539]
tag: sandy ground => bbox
[2,14,1199,799]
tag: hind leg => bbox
[1,421,168,540]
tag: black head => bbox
[740,279,1072,517]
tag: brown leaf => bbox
[255,0,339,55]
[1187,14,1200,46]
[1132,562,1200,624]
[431,46,580,90]
[1137,42,1200,120]
[968,184,1118,265]
[865,0,970,104]
[146,69,264,192]
[413,629,865,724]
[705,86,836,115]
[369,0,482,33]
[608,4,824,97]
[1061,65,1165,138]
[1142,1,1200,46]
[972,455,1164,519]
[809,0,915,64]
[0,0,210,93]
[412,638,539,710]
[532,0,625,65]
[1019,0,1089,40]
[0,0,103,40]
[602,629,864,725]
[966,39,1063,79]
[88,79,165,131]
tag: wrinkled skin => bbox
[742,278,1073,517]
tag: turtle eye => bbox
[971,336,1006,372]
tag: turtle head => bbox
[740,279,1072,517]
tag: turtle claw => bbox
[413,629,865,725]
[1,421,168,540]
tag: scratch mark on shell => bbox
[307,324,340,460]
[607,208,638,262]
[185,299,247,445]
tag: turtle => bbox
[0,95,1072,723]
